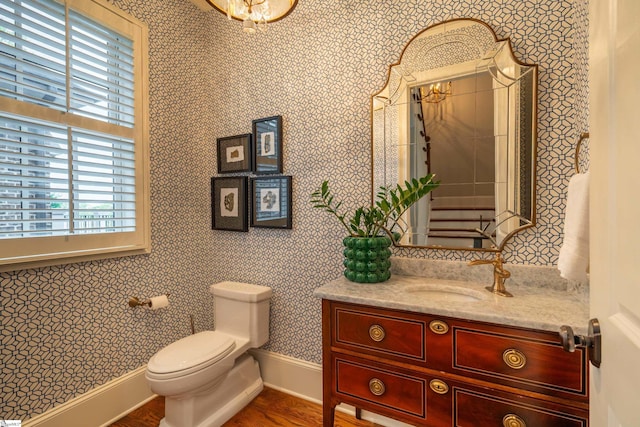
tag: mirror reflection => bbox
[372,19,537,251]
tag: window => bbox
[0,0,149,270]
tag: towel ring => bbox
[575,132,589,174]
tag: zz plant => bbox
[310,174,439,283]
[310,174,439,240]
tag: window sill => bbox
[0,245,151,273]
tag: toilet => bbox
[145,281,272,427]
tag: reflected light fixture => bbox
[419,81,452,103]
[205,0,298,34]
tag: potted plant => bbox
[311,174,439,283]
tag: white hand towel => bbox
[558,172,590,282]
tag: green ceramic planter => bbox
[342,236,392,283]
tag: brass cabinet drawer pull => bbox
[368,378,386,396]
[368,324,386,342]
[429,320,449,334]
[503,349,527,369]
[429,379,449,394]
[503,414,526,427]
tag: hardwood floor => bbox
[110,393,164,427]
[110,387,380,427]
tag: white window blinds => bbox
[0,0,66,111]
[0,0,149,268]
[68,9,135,127]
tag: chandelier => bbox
[205,0,298,33]
[420,81,452,103]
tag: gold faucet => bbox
[468,252,513,297]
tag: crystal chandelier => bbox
[205,0,298,33]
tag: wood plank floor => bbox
[109,387,380,427]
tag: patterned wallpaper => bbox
[573,0,590,172]
[0,0,588,420]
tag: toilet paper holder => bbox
[128,294,170,308]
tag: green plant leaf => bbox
[310,174,439,239]
[377,199,391,213]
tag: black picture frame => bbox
[252,116,282,174]
[217,134,252,173]
[250,176,292,229]
[211,176,248,232]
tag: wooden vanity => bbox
[317,277,590,427]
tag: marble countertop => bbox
[314,275,590,335]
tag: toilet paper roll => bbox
[149,295,169,310]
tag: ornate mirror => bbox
[372,19,537,251]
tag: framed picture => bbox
[217,134,252,173]
[211,176,248,231]
[252,115,282,174]
[250,176,292,229]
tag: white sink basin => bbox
[404,284,487,302]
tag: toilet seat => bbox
[147,331,235,380]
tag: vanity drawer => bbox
[454,388,588,426]
[334,356,428,423]
[453,326,587,399]
[332,303,427,363]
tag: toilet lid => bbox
[147,331,235,375]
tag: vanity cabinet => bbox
[322,300,589,426]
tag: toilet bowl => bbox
[145,281,272,427]
[146,331,236,397]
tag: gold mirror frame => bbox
[371,18,538,252]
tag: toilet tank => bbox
[209,281,272,348]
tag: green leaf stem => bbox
[310,174,440,239]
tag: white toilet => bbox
[145,281,272,427]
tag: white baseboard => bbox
[249,348,324,404]
[249,349,411,427]
[23,350,409,427]
[23,366,155,427]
